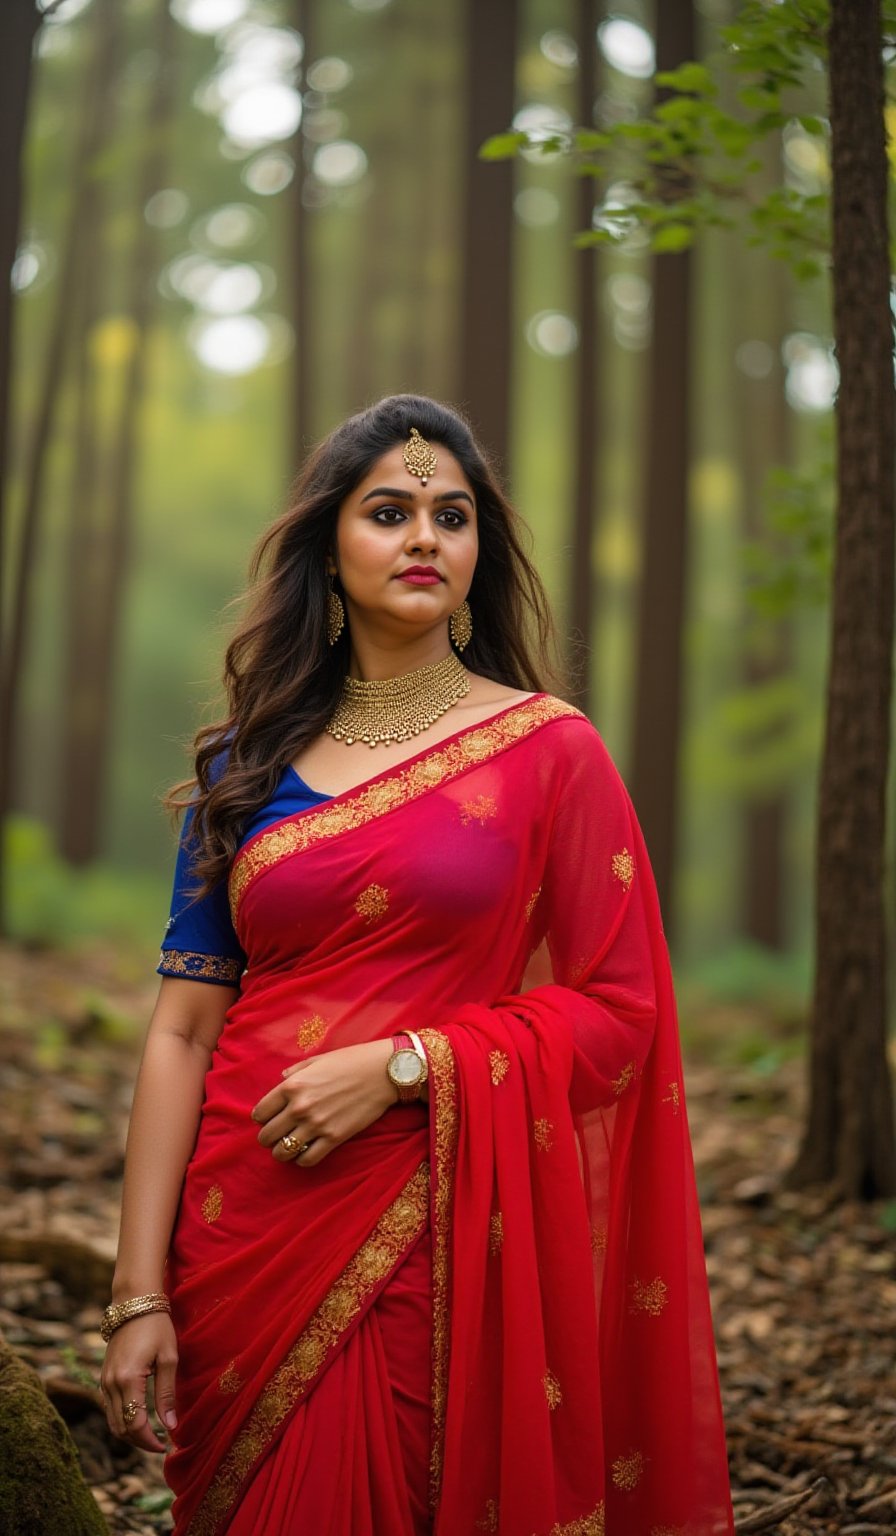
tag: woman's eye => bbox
[372,506,468,527]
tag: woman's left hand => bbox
[251,1039,399,1167]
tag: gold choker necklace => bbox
[326,653,471,747]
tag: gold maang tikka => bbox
[403,426,438,486]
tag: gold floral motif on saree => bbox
[542,1368,563,1410]
[296,1013,327,1049]
[612,1061,637,1096]
[417,1027,460,1514]
[533,1117,554,1151]
[201,1185,223,1224]
[158,950,242,985]
[489,1211,504,1255]
[218,1362,242,1394]
[611,847,635,891]
[663,1080,681,1113]
[489,1048,510,1085]
[187,1162,430,1536]
[476,1497,499,1531]
[611,1448,645,1491]
[629,1276,669,1317]
[590,1222,607,1255]
[525,885,542,921]
[537,1505,606,1536]
[649,1526,684,1536]
[459,793,498,825]
[354,882,389,923]
[229,695,584,920]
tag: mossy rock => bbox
[0,1339,108,1535]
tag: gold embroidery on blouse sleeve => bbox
[475,1498,499,1532]
[662,1081,681,1113]
[525,885,542,921]
[611,1061,637,1095]
[201,1185,223,1224]
[489,1049,509,1085]
[459,793,498,826]
[611,848,635,890]
[590,1222,607,1255]
[539,1505,606,1536]
[542,1368,563,1410]
[629,1276,669,1317]
[489,1211,504,1255]
[611,1449,645,1491]
[158,950,242,984]
[354,882,389,923]
[218,1362,242,1394]
[533,1117,554,1151]
[297,1013,328,1048]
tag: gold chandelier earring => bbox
[327,573,345,646]
[449,599,472,652]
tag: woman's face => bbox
[330,442,479,637]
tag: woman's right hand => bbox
[100,1312,179,1454]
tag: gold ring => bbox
[123,1399,140,1426]
[280,1134,303,1153]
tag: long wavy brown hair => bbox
[167,394,571,895]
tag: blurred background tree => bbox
[1,0,894,1193]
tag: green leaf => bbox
[652,222,695,252]
[479,131,526,161]
[655,61,717,96]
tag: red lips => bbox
[398,565,442,578]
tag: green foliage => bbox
[482,0,854,274]
[744,458,835,616]
[4,815,164,956]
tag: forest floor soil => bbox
[0,939,893,1535]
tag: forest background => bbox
[1,0,896,1531]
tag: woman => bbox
[101,395,735,1536]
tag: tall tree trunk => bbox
[0,1,112,903]
[734,174,793,949]
[788,0,896,1197]
[58,5,121,864]
[568,0,599,715]
[0,0,43,932]
[459,0,517,473]
[628,0,696,935]
[69,0,176,860]
[290,0,312,460]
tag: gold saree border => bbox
[418,1027,459,1513]
[228,693,584,921]
[185,1161,430,1536]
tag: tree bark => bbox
[0,1,111,898]
[787,0,896,1197]
[57,0,121,864]
[568,0,600,715]
[628,0,696,936]
[0,0,43,932]
[0,1334,108,1536]
[68,0,177,861]
[459,0,517,473]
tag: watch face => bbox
[390,1049,422,1085]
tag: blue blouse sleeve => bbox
[157,749,245,988]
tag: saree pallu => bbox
[164,693,735,1536]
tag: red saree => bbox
[164,693,735,1536]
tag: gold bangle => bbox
[101,1291,171,1343]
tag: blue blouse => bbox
[157,763,333,987]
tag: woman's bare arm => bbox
[102,975,234,1451]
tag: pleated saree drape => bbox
[164,694,735,1536]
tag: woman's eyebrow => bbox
[360,486,475,508]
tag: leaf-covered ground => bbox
[1,940,894,1535]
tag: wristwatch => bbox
[386,1030,428,1103]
